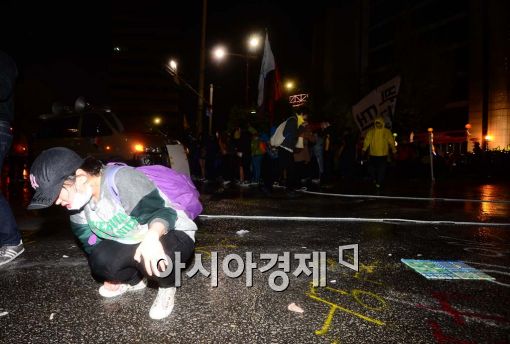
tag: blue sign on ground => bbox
[401,259,496,280]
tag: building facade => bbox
[468,0,510,151]
[313,0,509,150]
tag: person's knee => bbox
[89,247,115,279]
[161,232,195,264]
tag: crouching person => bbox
[28,147,197,320]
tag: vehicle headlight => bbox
[133,144,145,153]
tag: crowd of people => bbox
[184,108,355,196]
[182,109,500,194]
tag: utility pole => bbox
[209,83,213,136]
[197,0,207,135]
[245,56,249,107]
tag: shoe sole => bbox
[99,279,147,298]
[0,248,25,266]
[149,305,174,320]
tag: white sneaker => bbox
[149,287,176,320]
[0,240,24,266]
[98,278,147,298]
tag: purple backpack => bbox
[105,163,203,220]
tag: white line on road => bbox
[198,215,510,227]
[299,189,510,204]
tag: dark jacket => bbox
[0,51,18,124]
[281,116,298,151]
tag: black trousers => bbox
[220,154,233,181]
[263,147,297,191]
[368,155,388,185]
[278,147,297,190]
[88,230,195,288]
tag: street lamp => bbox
[211,33,262,107]
[213,46,227,61]
[164,59,211,133]
[247,34,261,52]
[284,80,295,92]
[485,134,493,150]
[167,59,179,85]
[168,59,178,74]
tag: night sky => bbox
[1,0,318,131]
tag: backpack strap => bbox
[104,162,128,204]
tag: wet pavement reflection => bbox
[1,174,509,343]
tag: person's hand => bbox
[362,150,369,160]
[134,230,167,277]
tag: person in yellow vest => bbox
[362,116,397,188]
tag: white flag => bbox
[257,32,276,107]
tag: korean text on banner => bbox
[352,76,401,132]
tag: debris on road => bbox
[330,280,337,284]
[0,311,8,317]
[62,255,69,258]
[287,303,304,313]
[49,313,55,320]
[236,230,250,236]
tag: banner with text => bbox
[352,76,401,132]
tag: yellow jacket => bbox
[362,121,396,157]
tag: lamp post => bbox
[208,83,213,136]
[246,34,261,107]
[212,33,261,107]
[197,0,208,135]
[428,127,435,182]
[165,59,211,132]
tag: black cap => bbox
[28,147,85,210]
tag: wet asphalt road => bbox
[1,178,509,344]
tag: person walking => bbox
[263,109,308,197]
[361,116,397,188]
[294,122,316,186]
[0,50,24,266]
